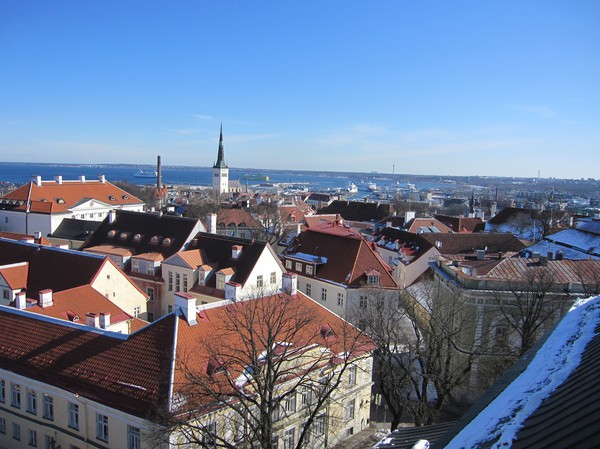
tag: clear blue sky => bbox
[1,1,599,179]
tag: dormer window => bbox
[119,232,129,240]
[162,237,172,247]
[56,198,65,204]
[122,195,129,200]
[107,230,117,238]
[367,274,380,285]
[108,195,116,201]
[150,236,160,244]
[133,233,143,242]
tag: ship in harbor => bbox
[134,169,158,178]
[243,173,270,181]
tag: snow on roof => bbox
[544,228,600,256]
[445,294,600,449]
[525,239,600,261]
[288,252,328,264]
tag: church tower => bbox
[212,124,229,195]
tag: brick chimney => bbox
[39,289,53,308]
[100,311,111,329]
[282,272,298,295]
[175,292,197,325]
[108,210,117,223]
[86,312,100,328]
[15,291,27,310]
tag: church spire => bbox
[214,122,227,168]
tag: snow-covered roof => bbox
[442,294,600,448]
[287,252,328,264]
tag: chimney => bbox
[100,311,111,329]
[435,241,442,249]
[404,210,416,225]
[476,249,485,260]
[225,281,242,301]
[34,231,42,239]
[556,250,564,260]
[539,255,548,266]
[86,312,100,328]
[39,289,53,308]
[232,245,243,259]
[547,251,554,260]
[32,175,42,186]
[54,175,63,185]
[108,210,117,223]
[282,272,298,295]
[15,291,27,310]
[207,213,217,234]
[79,175,86,182]
[98,174,106,183]
[175,292,197,325]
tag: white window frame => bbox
[43,395,54,420]
[96,413,109,442]
[68,402,79,430]
[127,425,141,449]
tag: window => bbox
[285,260,292,269]
[45,435,56,449]
[175,273,181,291]
[495,326,509,348]
[133,306,141,318]
[257,275,264,288]
[270,272,277,284]
[271,435,279,449]
[131,260,139,272]
[216,274,225,290]
[337,292,344,307]
[2,289,9,300]
[68,402,79,430]
[147,264,155,275]
[359,295,368,308]
[168,305,173,314]
[147,287,155,302]
[283,428,295,449]
[96,413,109,442]
[284,393,296,414]
[199,270,206,286]
[321,288,327,301]
[201,422,217,447]
[183,274,188,292]
[0,380,5,403]
[168,272,173,291]
[306,283,312,296]
[127,425,141,449]
[12,422,20,440]
[28,428,37,446]
[347,365,357,386]
[43,395,54,420]
[0,417,5,434]
[314,414,326,436]
[147,312,154,322]
[26,388,37,414]
[300,385,314,408]
[295,262,302,272]
[345,399,355,420]
[11,382,20,408]
[367,274,380,285]
[306,265,313,275]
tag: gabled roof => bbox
[25,285,133,326]
[1,178,143,213]
[374,228,435,263]
[0,231,52,245]
[404,218,453,234]
[285,223,398,288]
[0,307,175,418]
[80,210,202,258]
[487,207,541,226]
[0,238,106,298]
[434,214,485,233]
[317,200,392,222]
[48,218,102,240]
[420,232,526,255]
[437,295,600,449]
[0,262,29,290]
[185,232,271,288]
[217,207,262,228]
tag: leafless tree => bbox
[155,292,373,448]
[353,282,477,428]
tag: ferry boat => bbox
[243,173,270,181]
[347,182,358,194]
[134,169,158,178]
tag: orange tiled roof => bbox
[26,285,132,325]
[0,262,29,290]
[85,244,134,257]
[218,208,262,228]
[174,292,374,395]
[175,249,207,268]
[2,179,143,212]
[133,252,164,262]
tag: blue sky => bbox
[1,1,599,179]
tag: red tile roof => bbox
[0,262,28,290]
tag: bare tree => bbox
[493,267,557,357]
[156,292,373,448]
[354,282,476,429]
[253,201,284,245]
